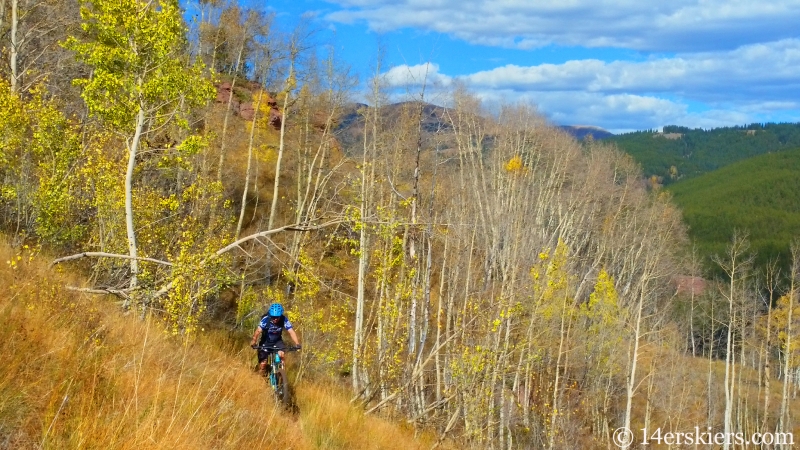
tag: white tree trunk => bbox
[268,65,293,230]
[235,90,263,240]
[623,287,644,450]
[723,286,735,450]
[10,0,18,92]
[216,48,244,183]
[779,289,794,444]
[125,105,146,296]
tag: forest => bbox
[0,0,799,448]
[606,123,800,186]
[668,148,800,277]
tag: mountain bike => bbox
[252,343,300,406]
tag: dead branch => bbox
[151,219,343,300]
[51,252,174,268]
[66,286,131,300]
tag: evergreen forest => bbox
[668,148,800,276]
[607,123,800,185]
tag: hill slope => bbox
[667,147,800,271]
[608,123,800,184]
[0,242,442,450]
[558,125,614,140]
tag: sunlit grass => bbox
[0,240,441,449]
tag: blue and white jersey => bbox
[258,314,293,344]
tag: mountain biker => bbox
[250,303,301,376]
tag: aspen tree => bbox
[9,0,17,91]
[287,49,353,264]
[760,260,780,432]
[64,0,214,299]
[779,241,800,446]
[235,89,263,240]
[215,8,267,182]
[268,27,308,230]
[713,232,752,450]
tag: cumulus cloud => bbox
[325,0,800,52]
[383,63,453,88]
[380,40,800,132]
[460,39,800,103]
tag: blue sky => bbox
[240,0,800,133]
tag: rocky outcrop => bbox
[214,82,282,130]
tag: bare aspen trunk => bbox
[644,358,656,434]
[353,217,368,391]
[216,48,244,183]
[235,90,263,240]
[763,279,774,432]
[10,0,18,92]
[779,278,795,443]
[724,296,734,450]
[707,297,715,429]
[549,288,572,450]
[353,148,371,393]
[723,251,739,449]
[623,287,645,450]
[354,68,381,394]
[125,104,146,298]
[268,63,294,230]
[435,235,448,405]
[407,102,424,360]
[713,233,751,450]
[0,0,5,38]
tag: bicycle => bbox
[252,343,300,406]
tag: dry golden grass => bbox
[0,241,440,449]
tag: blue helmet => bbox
[268,303,283,317]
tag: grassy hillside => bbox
[608,123,800,184]
[0,241,442,450]
[667,147,800,272]
[6,241,799,449]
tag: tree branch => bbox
[151,219,343,300]
[51,252,174,268]
[66,286,131,300]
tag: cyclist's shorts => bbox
[257,340,286,362]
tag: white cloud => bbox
[325,0,800,52]
[383,63,453,88]
[461,39,800,101]
[380,40,800,132]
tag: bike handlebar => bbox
[251,344,301,352]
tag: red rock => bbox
[239,102,254,121]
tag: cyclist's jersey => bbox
[258,314,293,345]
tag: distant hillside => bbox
[335,102,612,154]
[559,125,614,140]
[668,147,800,273]
[335,102,453,153]
[608,123,800,184]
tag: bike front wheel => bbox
[272,367,290,406]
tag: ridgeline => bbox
[606,123,800,184]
